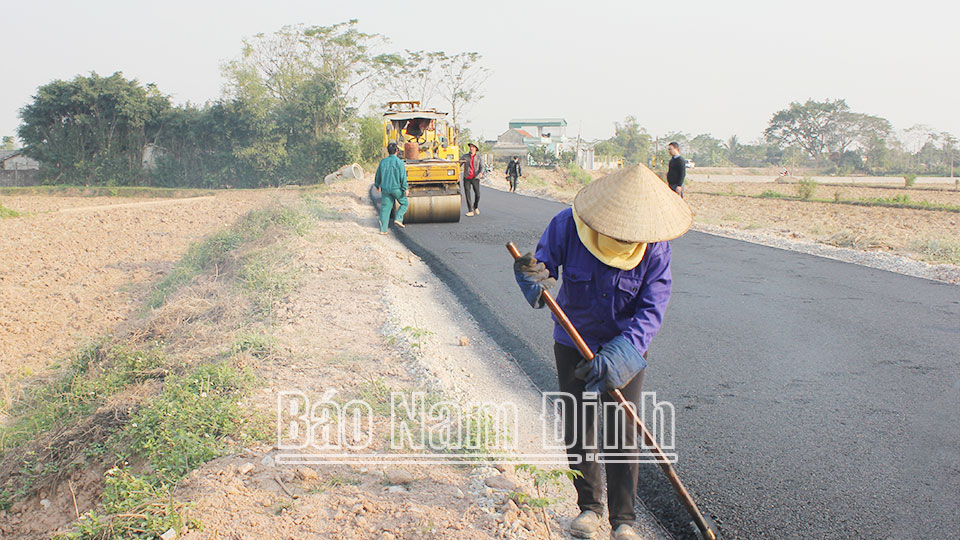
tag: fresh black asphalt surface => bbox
[373,186,960,540]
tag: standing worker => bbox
[505,155,522,193]
[513,165,691,540]
[462,142,485,216]
[374,142,409,234]
[666,141,686,197]
[507,156,523,193]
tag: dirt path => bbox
[56,195,216,214]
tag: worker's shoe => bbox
[379,231,388,235]
[569,510,601,538]
[474,208,480,215]
[610,524,642,540]
[465,211,475,217]
[393,220,405,228]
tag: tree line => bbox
[14,20,488,187]
[598,99,957,177]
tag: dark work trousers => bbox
[554,342,645,528]
[464,177,481,211]
[507,174,518,192]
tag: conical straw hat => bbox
[572,164,692,243]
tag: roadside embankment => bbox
[1,177,677,540]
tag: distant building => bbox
[508,118,567,139]
[491,118,621,170]
[0,150,39,170]
[492,128,532,160]
[0,150,40,187]
[492,118,574,162]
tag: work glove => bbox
[574,335,648,393]
[513,252,556,308]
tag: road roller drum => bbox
[400,192,461,223]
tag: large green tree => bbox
[764,98,890,166]
[764,99,847,160]
[218,21,417,182]
[18,72,170,184]
[596,116,653,165]
[223,21,397,132]
[688,134,724,166]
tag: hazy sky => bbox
[2,0,958,145]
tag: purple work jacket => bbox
[534,208,673,356]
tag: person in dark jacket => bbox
[505,155,522,193]
[666,141,686,197]
[374,142,408,234]
[462,142,485,216]
[513,164,692,540]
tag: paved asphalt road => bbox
[375,186,960,540]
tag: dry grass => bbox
[820,230,885,250]
[912,237,960,265]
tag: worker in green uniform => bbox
[374,142,409,234]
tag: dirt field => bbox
[686,181,960,263]
[692,180,960,206]
[0,190,281,382]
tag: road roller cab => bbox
[383,101,462,223]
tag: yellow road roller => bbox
[382,101,461,223]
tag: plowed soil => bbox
[0,190,280,381]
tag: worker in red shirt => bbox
[462,142,485,216]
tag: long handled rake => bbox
[506,242,718,540]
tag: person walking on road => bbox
[666,141,686,197]
[512,165,692,540]
[462,142,485,216]
[505,155,522,193]
[374,142,408,234]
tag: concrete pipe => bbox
[323,163,364,184]
[341,163,363,179]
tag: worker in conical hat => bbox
[513,164,692,540]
